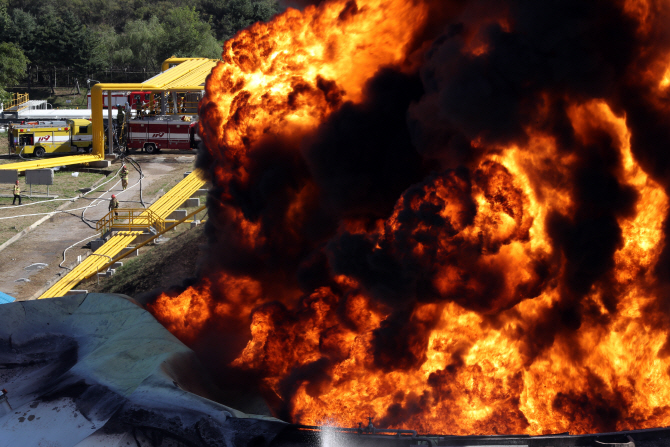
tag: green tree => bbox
[116,16,166,72]
[59,11,104,79]
[159,6,221,60]
[0,0,279,84]
[0,41,28,104]
[90,25,119,71]
[0,9,36,54]
[200,0,279,41]
[30,6,70,92]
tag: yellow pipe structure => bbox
[0,155,102,173]
[0,58,215,169]
[39,231,143,299]
[161,57,195,72]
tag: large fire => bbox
[148,0,670,436]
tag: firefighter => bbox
[109,194,119,216]
[116,107,125,129]
[120,164,129,190]
[12,180,20,205]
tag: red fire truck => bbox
[126,118,200,153]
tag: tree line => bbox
[0,0,279,103]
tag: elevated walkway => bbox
[96,208,165,236]
[39,231,142,299]
[4,93,29,112]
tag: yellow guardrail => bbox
[40,204,206,299]
[6,93,29,111]
[39,231,142,299]
[96,208,164,236]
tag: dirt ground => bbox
[0,148,201,301]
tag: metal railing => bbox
[6,93,29,111]
[89,253,113,286]
[96,207,165,236]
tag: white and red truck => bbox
[125,118,200,153]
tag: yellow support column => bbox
[92,84,105,158]
[108,91,113,155]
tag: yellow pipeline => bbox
[161,57,196,72]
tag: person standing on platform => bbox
[109,194,119,216]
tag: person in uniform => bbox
[12,180,20,205]
[109,194,119,216]
[120,164,129,190]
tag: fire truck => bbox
[125,117,200,153]
[10,119,94,157]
